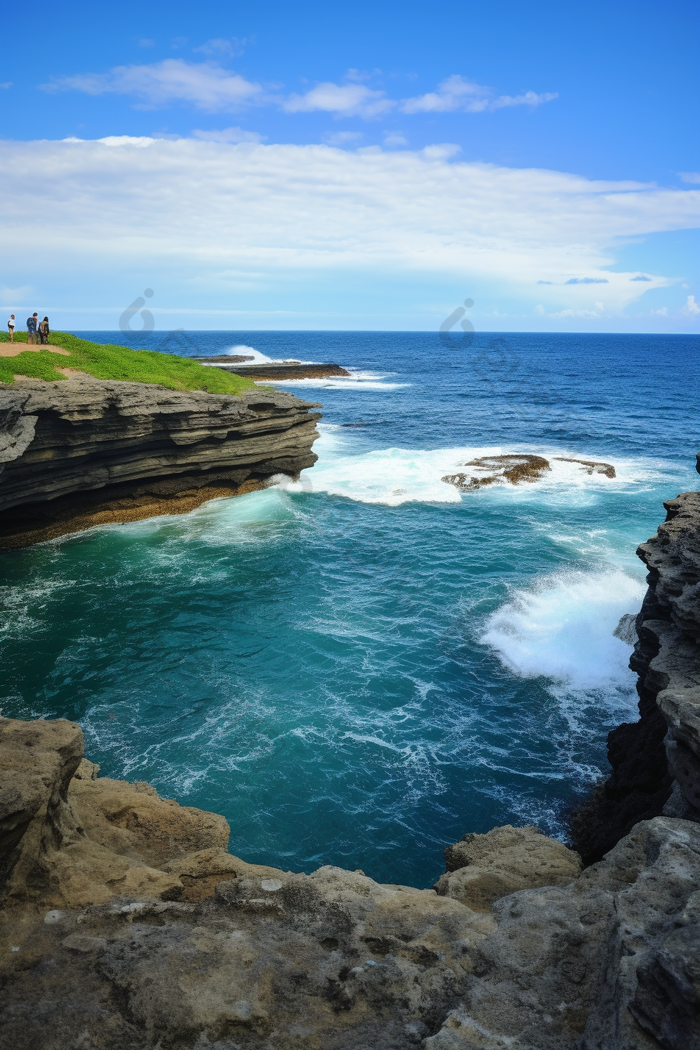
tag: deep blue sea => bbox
[1,331,697,887]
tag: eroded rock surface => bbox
[442,454,551,491]
[1,717,699,1049]
[436,824,582,911]
[442,454,617,493]
[0,379,320,546]
[572,485,700,863]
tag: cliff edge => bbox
[572,477,700,864]
[1,727,698,1046]
[0,378,321,547]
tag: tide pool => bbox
[1,331,697,886]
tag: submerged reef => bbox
[0,378,320,547]
[1,474,700,1047]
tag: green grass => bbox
[0,331,255,395]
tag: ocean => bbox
[1,330,697,887]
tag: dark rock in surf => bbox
[442,453,551,491]
[571,482,700,863]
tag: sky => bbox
[1,0,699,332]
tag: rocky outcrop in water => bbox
[199,360,351,380]
[0,379,320,546]
[441,454,615,493]
[1,714,699,1049]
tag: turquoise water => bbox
[1,332,697,886]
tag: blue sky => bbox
[1,0,699,331]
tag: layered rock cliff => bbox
[0,379,320,547]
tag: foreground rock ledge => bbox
[0,379,321,547]
[1,717,698,1050]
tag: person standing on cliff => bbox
[26,312,38,345]
[7,314,15,342]
[38,316,50,344]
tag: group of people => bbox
[6,312,50,345]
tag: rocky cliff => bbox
[1,727,698,1047]
[0,379,320,547]
[572,477,700,865]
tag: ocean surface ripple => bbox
[1,331,697,886]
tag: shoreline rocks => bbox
[198,360,351,380]
[0,378,321,547]
[1,715,699,1048]
[571,480,700,864]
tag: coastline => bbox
[1,464,699,1045]
[0,377,321,549]
[1,337,699,1045]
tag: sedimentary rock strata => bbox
[0,378,320,546]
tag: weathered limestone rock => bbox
[436,825,582,911]
[0,378,320,545]
[2,717,699,1049]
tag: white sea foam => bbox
[481,569,646,692]
[280,441,676,508]
[225,344,267,359]
[263,368,406,391]
[222,344,317,365]
[281,446,471,505]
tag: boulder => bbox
[436,824,582,911]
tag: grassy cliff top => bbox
[0,331,255,395]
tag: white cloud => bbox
[42,60,262,111]
[0,82,13,90]
[679,172,700,184]
[0,138,698,320]
[490,90,558,110]
[194,37,248,58]
[683,294,700,316]
[39,62,557,123]
[401,75,557,114]
[384,133,408,147]
[325,131,364,146]
[97,135,155,147]
[652,307,668,316]
[283,81,393,118]
[192,126,264,143]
